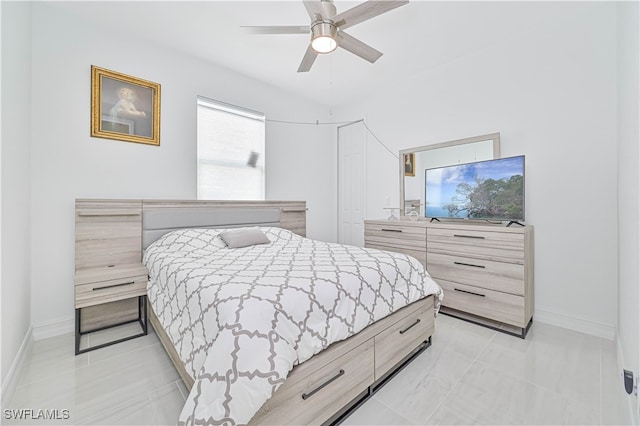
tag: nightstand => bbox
[74,264,148,354]
[74,199,148,355]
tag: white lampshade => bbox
[311,22,337,54]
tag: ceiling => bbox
[50,1,549,108]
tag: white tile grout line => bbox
[372,320,500,426]
[370,318,501,425]
[419,328,500,425]
[14,334,164,391]
[175,380,188,401]
[368,396,416,425]
[470,331,608,423]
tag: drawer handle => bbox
[381,228,402,233]
[454,288,486,298]
[93,281,135,291]
[453,261,485,269]
[399,319,421,335]
[453,234,485,239]
[301,369,345,400]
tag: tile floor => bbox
[3,315,632,425]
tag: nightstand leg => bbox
[75,308,81,355]
[74,296,149,355]
[138,295,148,335]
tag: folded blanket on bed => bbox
[144,227,442,425]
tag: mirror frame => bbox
[399,133,501,216]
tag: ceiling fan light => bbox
[312,36,337,53]
[311,21,337,54]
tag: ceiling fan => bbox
[242,0,409,72]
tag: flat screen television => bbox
[425,155,525,223]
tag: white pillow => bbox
[219,227,271,248]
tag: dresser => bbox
[364,219,534,338]
[363,220,428,268]
[74,199,148,354]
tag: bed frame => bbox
[80,199,435,425]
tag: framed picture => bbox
[91,66,160,146]
[404,153,415,176]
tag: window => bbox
[197,96,265,200]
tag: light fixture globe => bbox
[310,21,337,53]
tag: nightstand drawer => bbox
[427,228,524,263]
[427,252,524,295]
[438,279,526,327]
[75,275,147,308]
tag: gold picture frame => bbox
[91,66,160,146]
[404,153,416,176]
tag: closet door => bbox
[337,121,366,247]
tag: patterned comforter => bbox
[143,227,442,425]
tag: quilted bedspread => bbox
[143,227,442,425]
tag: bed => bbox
[139,200,442,425]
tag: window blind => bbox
[197,96,265,200]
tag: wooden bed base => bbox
[150,295,435,425]
[74,198,436,424]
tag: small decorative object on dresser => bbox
[74,199,148,355]
[365,218,534,338]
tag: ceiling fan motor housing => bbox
[310,21,338,53]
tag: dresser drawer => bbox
[365,244,426,267]
[250,339,374,425]
[365,223,426,250]
[427,252,524,295]
[438,279,526,327]
[427,227,524,263]
[374,298,434,381]
[365,221,427,235]
[75,274,147,308]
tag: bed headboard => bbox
[75,199,307,255]
[142,200,306,249]
[142,207,280,249]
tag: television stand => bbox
[429,218,440,223]
[506,220,525,227]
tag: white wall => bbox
[1,1,33,387]
[29,3,336,334]
[265,120,336,236]
[335,2,619,338]
[617,0,640,421]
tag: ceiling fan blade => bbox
[241,26,310,35]
[337,31,383,63]
[303,0,331,21]
[297,45,318,72]
[333,0,409,30]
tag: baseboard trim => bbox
[32,317,74,341]
[1,327,33,409]
[534,308,615,340]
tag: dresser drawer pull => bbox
[454,288,486,298]
[381,228,402,233]
[453,261,486,269]
[93,281,135,291]
[399,318,421,335]
[301,369,345,400]
[453,234,485,239]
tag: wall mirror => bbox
[400,133,501,217]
